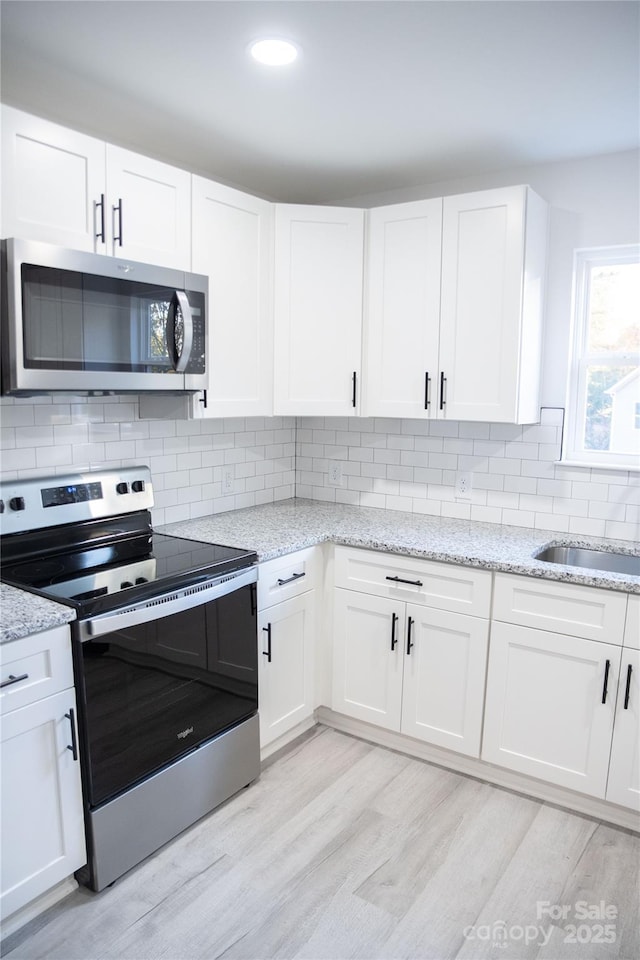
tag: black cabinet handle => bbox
[406,617,415,655]
[277,572,305,587]
[601,659,611,704]
[439,371,447,410]
[199,390,208,409]
[113,199,123,246]
[624,663,633,710]
[95,193,105,243]
[65,709,78,761]
[352,371,357,408]
[0,672,29,689]
[262,623,272,662]
[391,612,398,651]
[385,575,423,588]
[424,372,431,410]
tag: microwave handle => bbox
[166,290,194,374]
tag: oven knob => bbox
[135,576,148,584]
[0,500,4,514]
[9,497,25,512]
[116,482,129,495]
[120,581,133,589]
[131,480,146,493]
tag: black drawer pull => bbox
[391,612,398,651]
[65,709,79,762]
[406,617,415,655]
[385,575,423,588]
[624,663,633,710]
[0,672,29,689]
[601,659,611,704]
[277,572,305,587]
[262,623,272,663]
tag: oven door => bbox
[74,568,257,808]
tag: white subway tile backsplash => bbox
[0,400,636,543]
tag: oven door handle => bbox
[79,566,257,641]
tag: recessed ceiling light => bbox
[249,38,300,67]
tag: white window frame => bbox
[563,244,640,470]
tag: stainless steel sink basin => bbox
[534,546,640,576]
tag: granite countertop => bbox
[162,498,640,593]
[2,498,638,645]
[0,582,76,644]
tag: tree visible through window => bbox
[564,246,639,468]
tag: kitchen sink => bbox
[534,545,640,576]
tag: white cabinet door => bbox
[363,199,443,418]
[105,145,191,269]
[1,105,105,250]
[273,205,364,416]
[191,178,273,417]
[439,186,547,423]
[1,689,86,919]
[606,649,640,811]
[401,604,488,757]
[482,622,619,796]
[258,592,315,747]
[332,589,403,729]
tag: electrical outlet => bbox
[327,462,343,487]
[222,467,234,494]
[455,471,473,499]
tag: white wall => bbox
[343,149,640,409]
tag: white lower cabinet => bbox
[606,648,640,810]
[482,622,621,796]
[1,626,86,921]
[332,587,489,758]
[257,549,318,749]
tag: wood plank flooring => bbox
[2,725,639,960]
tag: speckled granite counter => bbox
[0,582,76,644]
[2,498,638,644]
[162,498,640,594]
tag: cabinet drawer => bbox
[0,625,73,715]
[624,594,640,650]
[258,547,319,611]
[333,546,491,617]
[493,573,627,644]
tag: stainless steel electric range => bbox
[0,466,260,891]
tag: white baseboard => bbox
[315,706,640,834]
[260,715,317,762]
[0,876,78,940]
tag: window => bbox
[564,245,640,469]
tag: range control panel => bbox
[0,466,153,536]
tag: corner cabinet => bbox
[332,547,491,757]
[0,625,86,921]
[1,105,191,270]
[362,186,548,424]
[273,205,364,416]
[257,548,318,749]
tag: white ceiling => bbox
[1,1,638,203]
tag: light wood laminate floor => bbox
[2,726,639,960]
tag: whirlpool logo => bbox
[177,726,194,740]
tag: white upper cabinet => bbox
[438,185,547,423]
[1,106,191,270]
[1,105,106,251]
[273,205,364,416]
[105,145,191,269]
[191,177,273,417]
[362,199,443,418]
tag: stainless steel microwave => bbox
[1,239,208,395]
